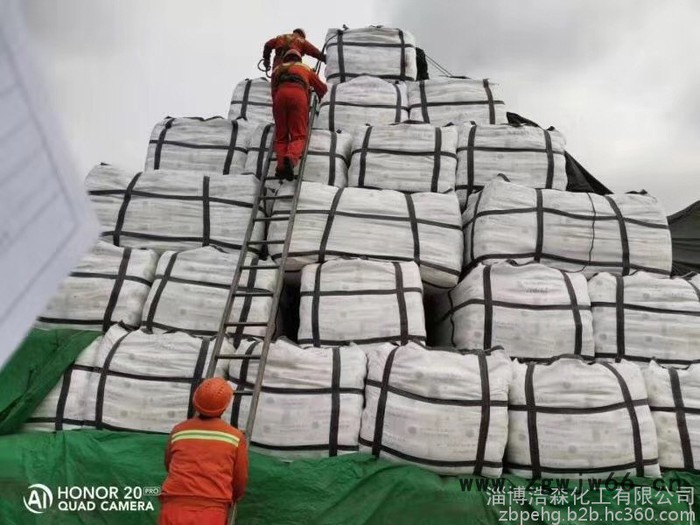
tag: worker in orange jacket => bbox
[159,378,248,525]
[262,28,325,71]
[271,49,328,180]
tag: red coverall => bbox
[263,33,323,70]
[271,62,327,171]
[159,416,248,525]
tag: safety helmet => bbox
[292,28,306,38]
[193,378,234,417]
[283,49,302,62]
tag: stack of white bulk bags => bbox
[644,362,700,471]
[298,259,426,346]
[464,179,672,278]
[267,182,463,289]
[324,27,417,84]
[145,116,253,174]
[588,272,700,365]
[36,241,158,331]
[347,123,457,193]
[228,78,273,123]
[141,247,277,343]
[24,337,104,431]
[315,76,409,133]
[244,123,352,186]
[455,123,567,208]
[434,262,593,360]
[508,356,660,479]
[407,77,507,126]
[226,338,366,458]
[360,343,512,476]
[86,164,264,253]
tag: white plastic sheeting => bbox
[36,241,157,331]
[644,362,700,471]
[360,343,512,476]
[315,76,409,133]
[298,259,426,346]
[588,272,700,365]
[324,27,417,85]
[228,77,273,123]
[141,247,277,342]
[347,123,457,193]
[407,78,507,126]
[226,338,366,458]
[26,326,229,433]
[463,179,672,278]
[435,262,593,360]
[455,123,567,208]
[86,164,264,253]
[508,356,660,479]
[244,123,352,186]
[268,182,463,289]
[145,116,253,174]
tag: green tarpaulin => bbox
[0,430,698,525]
[0,329,101,435]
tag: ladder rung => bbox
[226,321,268,327]
[240,265,279,271]
[217,355,261,360]
[259,195,293,201]
[247,239,284,245]
[232,391,255,396]
[254,216,289,222]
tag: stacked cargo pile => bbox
[29,25,700,482]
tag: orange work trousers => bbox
[159,501,228,525]
[272,83,309,170]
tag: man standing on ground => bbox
[262,28,325,71]
[271,49,327,179]
[159,378,248,525]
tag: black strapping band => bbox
[311,264,323,347]
[112,172,142,246]
[600,362,645,477]
[560,271,583,355]
[419,80,429,123]
[614,275,626,359]
[257,124,274,179]
[398,29,406,79]
[102,248,131,332]
[482,265,494,349]
[669,367,694,470]
[466,124,477,196]
[223,120,239,174]
[371,347,399,457]
[153,118,175,170]
[145,253,179,331]
[534,189,544,262]
[604,196,631,275]
[473,351,491,475]
[240,79,252,120]
[328,132,338,186]
[318,189,344,263]
[525,363,541,478]
[468,191,484,265]
[393,262,409,345]
[393,83,403,123]
[543,129,554,188]
[329,85,338,131]
[329,347,341,456]
[188,338,210,418]
[202,176,210,246]
[357,127,373,187]
[483,80,496,124]
[431,127,442,192]
[94,332,131,429]
[54,367,75,431]
[404,193,420,264]
[336,30,346,83]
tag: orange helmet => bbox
[193,378,233,417]
[283,49,302,62]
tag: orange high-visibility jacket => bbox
[161,416,248,506]
[263,33,323,68]
[271,62,327,100]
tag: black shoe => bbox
[283,157,295,181]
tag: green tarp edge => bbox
[0,329,101,435]
[0,430,698,525]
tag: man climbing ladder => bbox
[271,48,327,179]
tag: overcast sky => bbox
[22,0,700,213]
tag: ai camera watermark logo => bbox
[23,484,54,514]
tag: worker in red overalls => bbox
[262,28,325,71]
[159,378,248,525]
[271,49,327,179]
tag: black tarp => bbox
[668,200,700,275]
